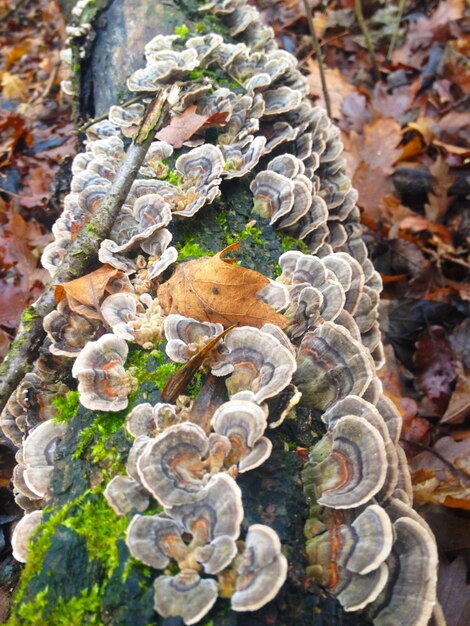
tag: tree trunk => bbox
[6,1,368,625]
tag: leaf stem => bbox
[301,0,332,118]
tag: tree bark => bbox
[7,1,368,625]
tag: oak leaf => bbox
[55,264,122,319]
[157,243,287,329]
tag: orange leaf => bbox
[157,242,287,329]
[55,264,122,319]
[155,105,228,148]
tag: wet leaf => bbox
[158,242,287,328]
[441,370,470,424]
[155,105,229,148]
[55,264,122,319]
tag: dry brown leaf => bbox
[441,369,470,424]
[158,242,287,328]
[306,59,355,119]
[410,436,470,510]
[1,71,26,100]
[406,118,435,146]
[352,162,394,220]
[424,156,455,223]
[155,105,229,148]
[55,264,121,319]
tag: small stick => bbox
[403,439,470,484]
[354,0,380,82]
[78,94,146,133]
[0,90,171,415]
[387,0,407,62]
[301,0,332,118]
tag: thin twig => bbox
[301,0,332,118]
[0,90,171,415]
[354,0,380,82]
[78,94,146,133]
[387,0,407,62]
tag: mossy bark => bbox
[9,1,370,625]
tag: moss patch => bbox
[53,391,80,423]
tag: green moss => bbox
[216,210,263,247]
[280,235,309,254]
[53,391,80,423]
[12,584,103,626]
[63,491,129,576]
[164,170,181,185]
[154,362,180,390]
[11,491,91,608]
[176,237,213,260]
[174,23,189,37]
[194,21,206,34]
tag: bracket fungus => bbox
[211,400,272,471]
[72,334,134,411]
[231,524,288,612]
[11,510,43,563]
[302,416,387,508]
[222,326,297,403]
[295,322,374,410]
[22,420,67,498]
[153,569,219,625]
[3,3,440,626]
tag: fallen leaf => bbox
[410,437,470,510]
[158,242,287,328]
[155,105,229,148]
[398,134,425,161]
[0,109,32,166]
[340,93,371,133]
[406,118,435,146]
[360,118,402,174]
[1,71,26,100]
[441,369,470,424]
[413,325,455,417]
[55,264,122,319]
[352,162,394,220]
[399,215,452,245]
[424,156,455,223]
[438,556,470,626]
[306,59,355,119]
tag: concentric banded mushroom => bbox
[295,322,374,410]
[211,400,272,472]
[222,326,297,403]
[72,334,134,411]
[103,475,149,516]
[11,510,43,563]
[302,416,387,508]
[153,569,218,625]
[22,420,67,498]
[367,517,438,626]
[231,524,288,611]
[136,422,212,506]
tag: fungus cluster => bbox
[2,0,440,624]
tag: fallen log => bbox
[2,1,439,626]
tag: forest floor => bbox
[0,0,469,623]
